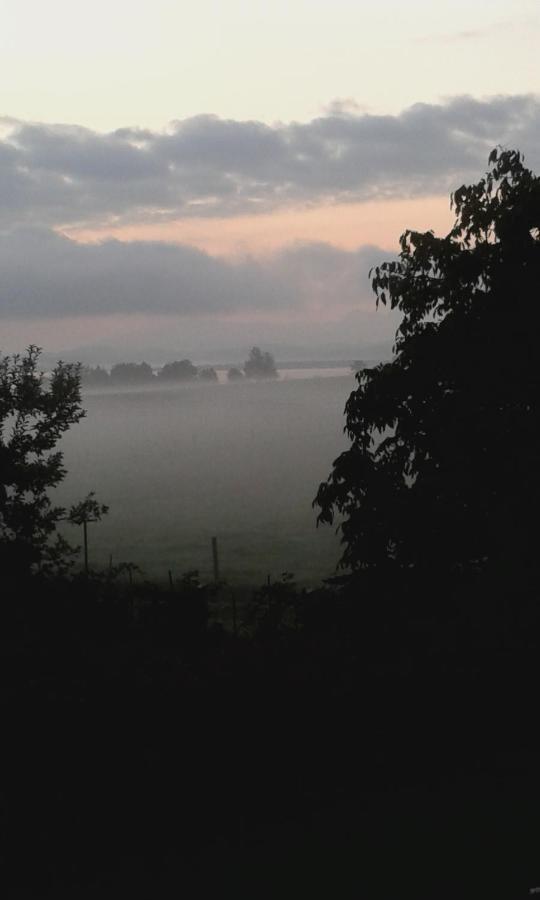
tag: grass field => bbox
[56,374,355,585]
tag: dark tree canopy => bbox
[315,149,540,578]
[110,362,154,384]
[81,365,110,388]
[244,346,278,379]
[157,359,198,381]
[0,346,85,574]
[198,365,218,382]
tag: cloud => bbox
[415,13,539,44]
[0,227,387,319]
[1,94,539,228]
[414,24,505,43]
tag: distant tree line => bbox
[81,347,279,387]
[81,359,218,388]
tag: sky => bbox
[1,0,539,361]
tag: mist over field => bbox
[56,372,355,584]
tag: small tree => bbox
[315,149,540,579]
[0,346,85,575]
[157,359,198,382]
[243,347,278,379]
[227,366,244,381]
[68,492,109,575]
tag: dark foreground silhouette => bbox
[3,149,540,897]
[1,566,540,899]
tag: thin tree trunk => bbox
[83,520,88,575]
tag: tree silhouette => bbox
[80,365,110,388]
[68,491,109,575]
[315,149,540,579]
[110,362,154,385]
[244,347,278,379]
[0,346,85,575]
[198,366,218,382]
[157,359,198,381]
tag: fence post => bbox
[212,536,220,583]
[232,592,237,637]
[83,520,88,575]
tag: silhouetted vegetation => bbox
[227,365,244,381]
[197,364,218,382]
[244,345,278,379]
[157,358,198,382]
[3,151,540,897]
[316,148,540,583]
[3,554,540,896]
[80,351,282,388]
[67,491,109,574]
[0,346,85,576]
[82,359,223,386]
[110,360,154,385]
[80,363,110,387]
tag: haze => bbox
[56,373,354,583]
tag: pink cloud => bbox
[64,195,455,258]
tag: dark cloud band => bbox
[1,94,539,227]
[0,228,384,318]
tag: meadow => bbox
[56,372,356,585]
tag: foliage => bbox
[243,346,278,379]
[80,365,110,388]
[0,346,85,574]
[227,366,244,381]
[198,365,218,382]
[157,359,198,381]
[68,491,109,527]
[110,560,143,584]
[314,149,540,576]
[246,572,299,637]
[67,491,109,574]
[110,362,154,384]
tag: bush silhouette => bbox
[0,346,85,575]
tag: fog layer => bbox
[56,374,354,584]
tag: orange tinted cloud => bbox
[65,195,455,257]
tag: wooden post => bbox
[212,536,220,583]
[232,592,237,637]
[83,520,88,575]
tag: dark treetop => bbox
[315,149,540,578]
[0,346,85,574]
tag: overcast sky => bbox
[1,0,539,360]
